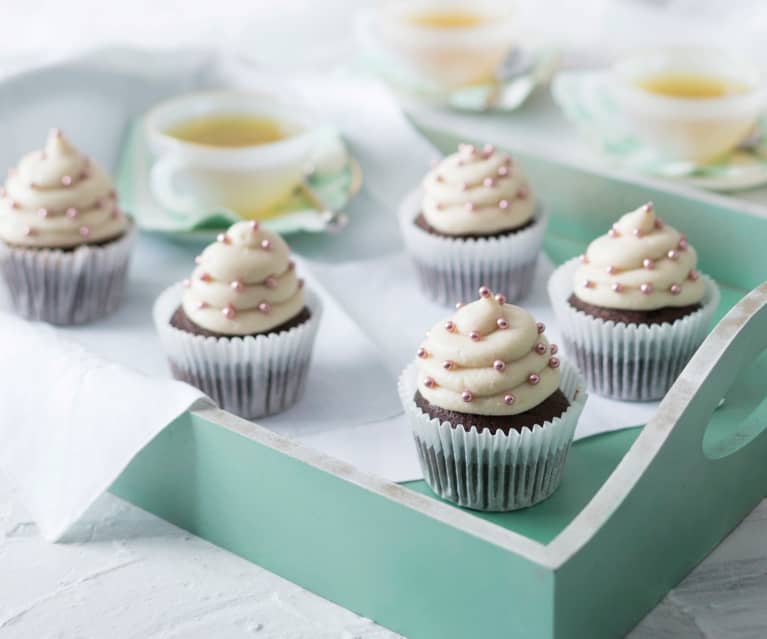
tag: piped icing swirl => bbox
[421,143,536,236]
[0,129,128,248]
[573,203,705,311]
[181,221,304,336]
[416,287,560,415]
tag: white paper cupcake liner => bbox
[398,188,547,306]
[398,360,587,511]
[154,284,322,419]
[0,222,136,325]
[548,258,720,401]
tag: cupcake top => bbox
[415,287,560,415]
[421,143,536,236]
[181,221,304,336]
[0,129,128,249]
[573,203,704,311]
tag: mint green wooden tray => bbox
[112,138,767,639]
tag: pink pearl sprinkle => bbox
[536,322,545,334]
[497,165,509,177]
[643,258,655,270]
[199,272,212,282]
[61,175,72,186]
[494,293,506,305]
[483,177,496,188]
[503,394,515,405]
[579,254,588,264]
[288,261,295,271]
[111,209,120,220]
[517,186,528,199]
[222,305,236,320]
[23,226,35,237]
[606,265,618,275]
[632,227,643,238]
[79,226,90,238]
[435,174,444,183]
[80,168,90,180]
[66,207,78,219]
[424,376,437,389]
[444,320,455,332]
[182,278,191,288]
[640,282,653,295]
[249,220,260,231]
[688,269,700,281]
[493,360,506,372]
[608,228,620,238]
[109,189,117,200]
[612,282,624,293]
[669,283,682,296]
[435,202,445,211]
[461,390,474,403]
[583,280,595,289]
[549,357,560,369]
[230,280,244,292]
[645,201,654,212]
[678,237,688,250]
[417,347,428,359]
[461,182,469,191]
[483,143,495,155]
[260,239,272,250]
[528,373,541,385]
[465,202,475,212]
[534,342,547,355]
[51,127,62,138]
[443,360,455,370]
[550,344,558,355]
[298,278,305,289]
[478,285,491,298]
[10,201,20,210]
[667,249,679,261]
[469,330,481,341]
[654,218,664,230]
[455,302,463,309]
[196,301,208,310]
[498,199,509,210]
[497,318,509,329]
[258,301,272,314]
[194,255,202,265]
[217,233,230,244]
[37,207,48,218]
[264,276,277,289]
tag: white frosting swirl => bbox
[0,129,128,248]
[421,143,536,236]
[574,203,705,310]
[181,221,304,335]
[415,288,560,415]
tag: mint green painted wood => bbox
[112,138,767,639]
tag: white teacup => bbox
[611,48,767,163]
[145,91,321,219]
[358,0,517,91]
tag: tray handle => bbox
[551,281,767,562]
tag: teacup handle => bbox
[150,155,200,215]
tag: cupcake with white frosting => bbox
[0,129,134,324]
[153,220,322,419]
[548,202,720,400]
[399,142,547,306]
[399,286,587,511]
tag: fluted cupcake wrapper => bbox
[398,361,587,512]
[0,222,136,325]
[398,189,547,307]
[547,258,720,401]
[154,284,322,420]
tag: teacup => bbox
[359,0,517,90]
[611,48,767,163]
[144,91,321,219]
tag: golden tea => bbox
[406,9,488,29]
[635,73,748,99]
[165,114,293,148]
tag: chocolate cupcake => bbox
[398,286,587,511]
[548,202,720,400]
[154,221,322,419]
[0,129,134,324]
[399,143,547,306]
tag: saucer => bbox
[552,70,767,192]
[116,119,363,239]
